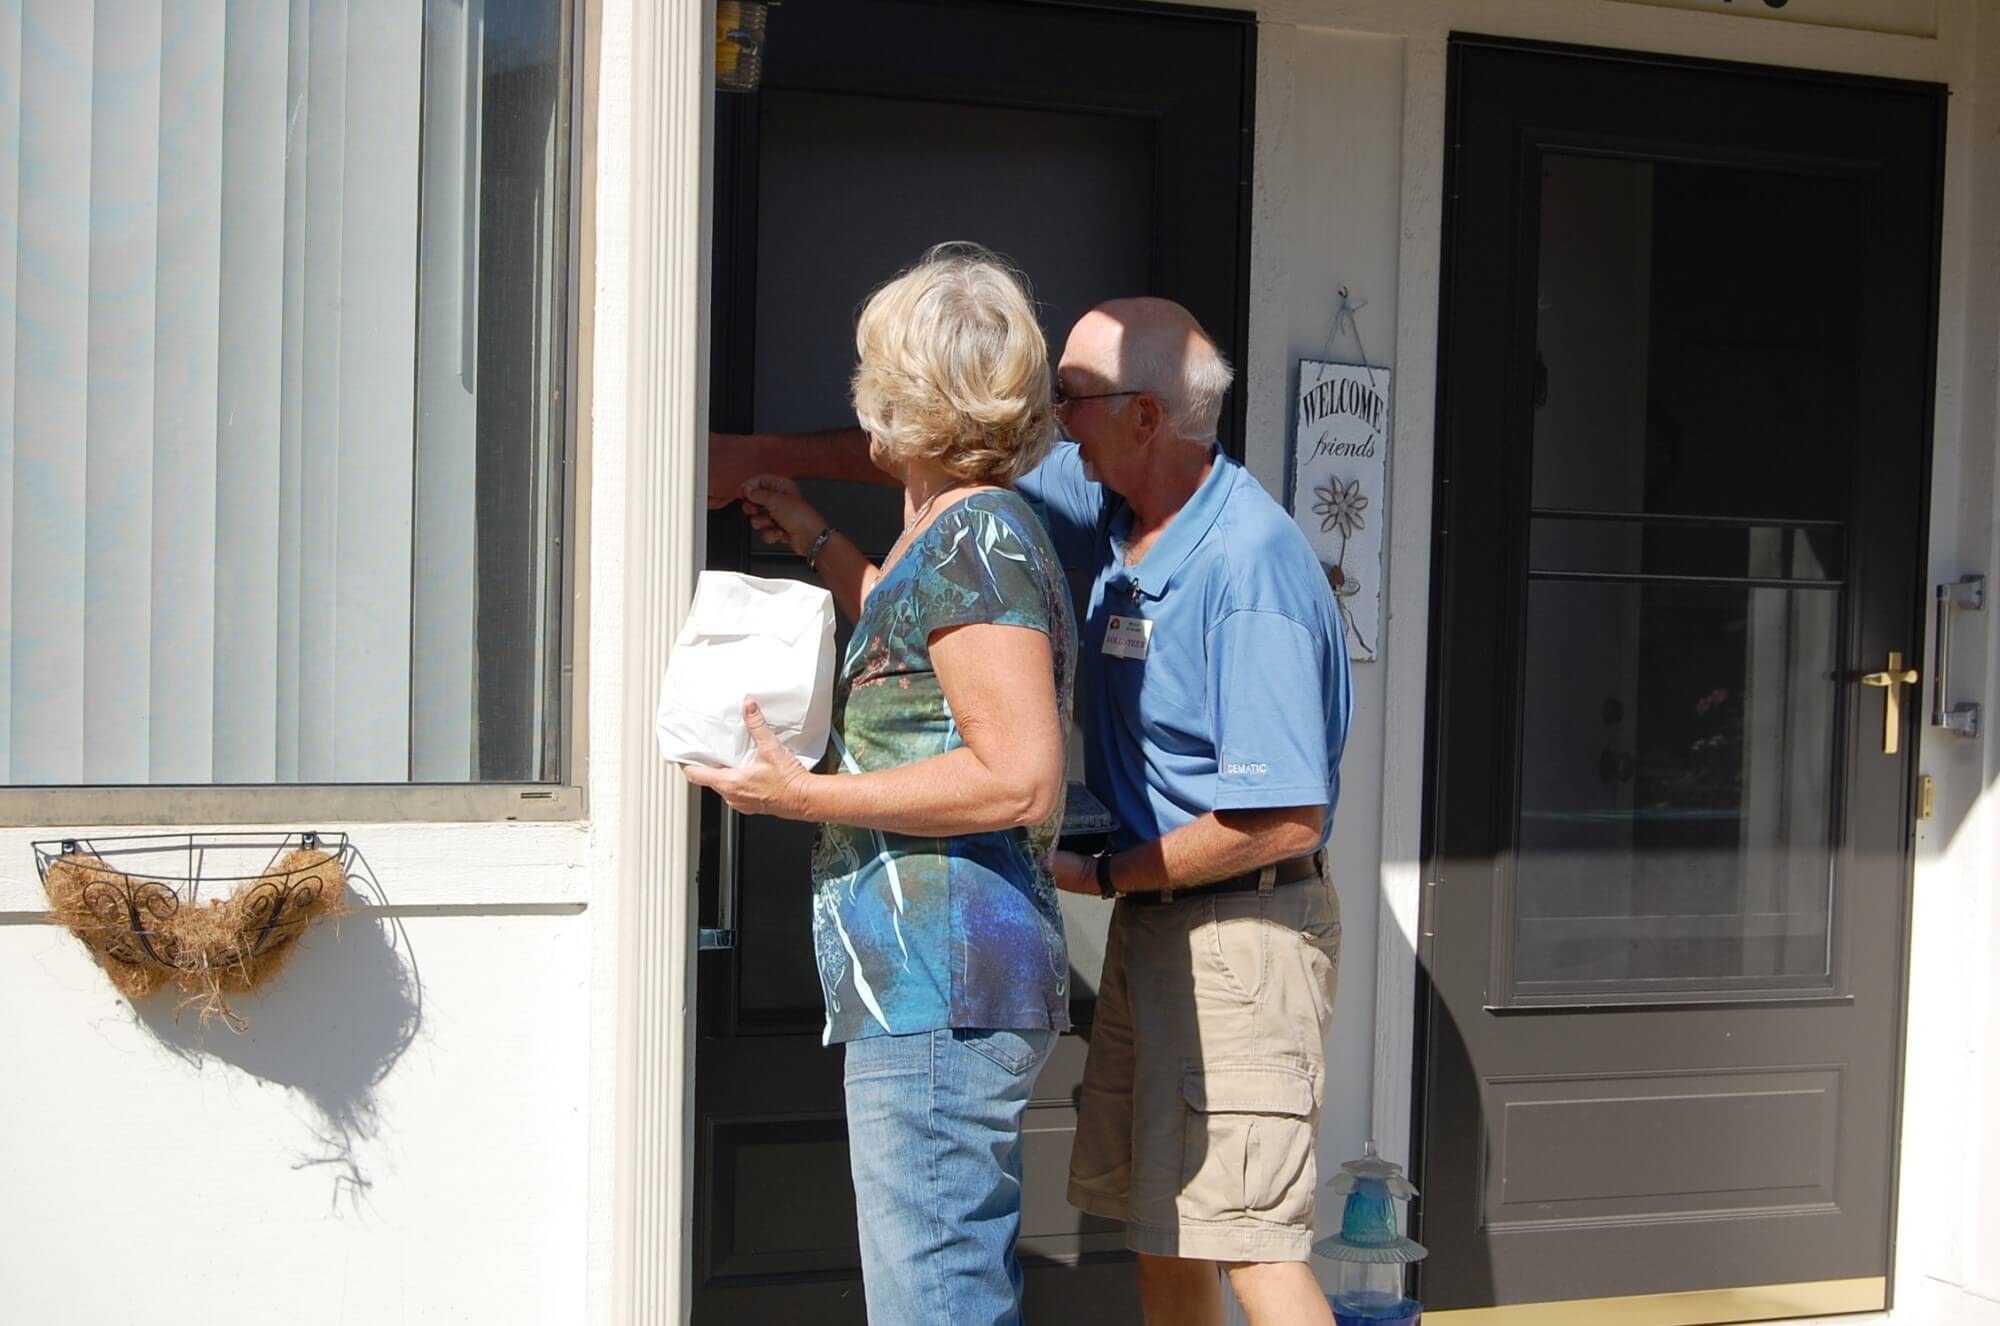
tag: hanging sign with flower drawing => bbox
[1292,359,1389,662]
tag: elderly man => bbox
[710,298,1351,1326]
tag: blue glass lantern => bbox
[1313,1142,1426,1325]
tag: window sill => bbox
[0,783,585,830]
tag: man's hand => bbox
[681,699,815,819]
[708,432,769,509]
[1048,849,1102,897]
[708,426,893,508]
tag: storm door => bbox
[1419,36,1943,1323]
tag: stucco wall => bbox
[1244,21,1409,1204]
[0,902,592,1323]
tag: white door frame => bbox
[608,0,711,1322]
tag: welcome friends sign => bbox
[1291,359,1389,662]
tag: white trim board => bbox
[607,0,709,1320]
[1245,0,1946,79]
[1367,32,1448,1179]
[0,820,593,912]
[1606,0,1936,38]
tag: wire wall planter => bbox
[34,831,352,1030]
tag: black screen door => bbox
[1417,37,1943,1319]
[694,3,1255,1320]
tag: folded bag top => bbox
[681,570,832,646]
[656,570,837,769]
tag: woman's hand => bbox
[740,475,829,557]
[681,699,816,820]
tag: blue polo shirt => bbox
[1019,442,1352,850]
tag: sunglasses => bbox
[1052,385,1141,410]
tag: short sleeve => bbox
[1015,442,1105,570]
[1207,609,1337,811]
[916,503,1057,641]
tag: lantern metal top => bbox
[1312,1141,1429,1266]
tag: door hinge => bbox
[1918,774,1936,822]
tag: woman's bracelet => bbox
[806,524,838,570]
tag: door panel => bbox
[696,3,1255,1320]
[1483,1067,1840,1220]
[1418,38,1942,1316]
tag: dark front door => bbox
[1418,37,1942,1320]
[694,3,1255,1320]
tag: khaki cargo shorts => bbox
[1067,872,1341,1262]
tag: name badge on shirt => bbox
[1102,613,1153,660]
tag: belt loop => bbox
[1257,864,1277,895]
[1160,879,1174,903]
[1314,849,1328,879]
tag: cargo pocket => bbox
[1181,1058,1320,1225]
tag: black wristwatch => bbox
[1094,850,1118,899]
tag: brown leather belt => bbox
[1130,850,1325,905]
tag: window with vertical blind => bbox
[2,0,575,789]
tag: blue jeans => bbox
[844,1026,1058,1325]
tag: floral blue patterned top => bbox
[810,489,1077,1045]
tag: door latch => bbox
[1860,651,1920,755]
[698,928,738,951]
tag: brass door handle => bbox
[1859,651,1920,755]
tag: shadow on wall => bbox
[133,847,423,1211]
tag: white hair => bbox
[1112,320,1234,442]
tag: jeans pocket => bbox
[953,1027,1051,1076]
[843,1029,934,1084]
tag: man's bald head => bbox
[1065,298,1234,443]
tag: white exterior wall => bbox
[2,1,1998,1324]
[0,897,593,1322]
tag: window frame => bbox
[4,0,594,826]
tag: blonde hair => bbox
[851,243,1055,485]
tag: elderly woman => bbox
[685,244,1076,1325]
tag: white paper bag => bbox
[656,571,837,769]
